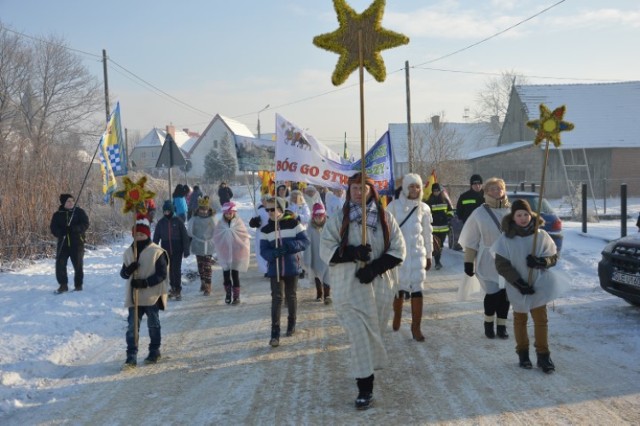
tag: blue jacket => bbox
[153,214,190,257]
[260,212,309,277]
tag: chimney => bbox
[182,128,189,134]
[166,124,175,139]
[431,115,440,130]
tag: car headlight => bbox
[602,240,617,254]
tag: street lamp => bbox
[257,104,270,139]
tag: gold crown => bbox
[197,196,210,208]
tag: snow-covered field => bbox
[1,192,639,425]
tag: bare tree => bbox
[473,70,529,130]
[412,114,468,196]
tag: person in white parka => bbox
[458,177,511,340]
[386,173,433,342]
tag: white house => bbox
[130,126,197,170]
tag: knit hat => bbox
[431,183,442,192]
[401,173,423,199]
[197,196,210,209]
[59,193,73,205]
[162,200,173,212]
[312,202,326,217]
[133,214,151,238]
[470,174,483,185]
[222,201,237,213]
[511,199,533,216]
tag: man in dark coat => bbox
[187,184,203,220]
[50,194,90,293]
[153,200,190,300]
[456,174,484,223]
[218,182,233,206]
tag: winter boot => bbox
[168,288,175,299]
[496,324,509,339]
[224,285,232,304]
[537,353,556,374]
[203,283,211,296]
[200,280,206,292]
[123,354,137,369]
[55,284,69,294]
[323,285,332,305]
[434,253,443,270]
[173,288,182,301]
[518,350,533,369]
[74,285,83,292]
[231,287,240,305]
[355,374,374,410]
[286,319,296,337]
[315,277,323,302]
[411,296,425,342]
[144,351,161,365]
[392,296,403,331]
[484,321,495,339]
[269,325,280,347]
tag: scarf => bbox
[348,200,378,231]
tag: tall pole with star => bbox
[525,104,574,285]
[313,0,408,243]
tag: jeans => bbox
[126,304,161,356]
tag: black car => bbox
[598,233,640,306]
[506,191,563,252]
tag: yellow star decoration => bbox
[526,104,574,147]
[313,0,409,86]
[113,176,156,214]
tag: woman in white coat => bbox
[386,173,433,341]
[320,173,406,410]
[458,177,511,339]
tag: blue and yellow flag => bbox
[98,102,127,200]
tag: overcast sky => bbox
[2,0,638,152]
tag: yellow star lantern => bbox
[526,104,574,148]
[113,176,156,214]
[313,0,409,86]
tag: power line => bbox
[0,23,101,59]
[412,0,568,67]
[411,66,621,83]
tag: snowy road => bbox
[2,242,639,425]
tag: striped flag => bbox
[98,102,127,200]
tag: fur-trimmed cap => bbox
[401,173,423,198]
[511,198,533,216]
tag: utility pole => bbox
[405,60,413,173]
[102,49,110,123]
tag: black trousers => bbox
[55,245,84,288]
[270,275,298,329]
[484,288,510,319]
[169,252,183,291]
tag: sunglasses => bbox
[265,208,276,212]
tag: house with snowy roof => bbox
[129,125,198,171]
[469,81,640,197]
[187,114,255,179]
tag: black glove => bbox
[464,262,474,277]
[249,216,261,228]
[511,278,535,295]
[124,261,139,276]
[131,278,148,289]
[273,246,288,258]
[356,264,377,284]
[526,255,548,269]
[346,244,372,262]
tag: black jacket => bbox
[456,188,484,223]
[153,214,190,257]
[218,186,233,205]
[50,206,90,249]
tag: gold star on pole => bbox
[313,0,409,86]
[113,176,156,214]
[526,104,574,148]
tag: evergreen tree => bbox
[203,133,237,183]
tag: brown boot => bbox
[200,280,206,292]
[203,283,211,296]
[411,296,425,342]
[392,297,403,331]
[314,277,323,301]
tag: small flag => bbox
[98,102,127,201]
[423,170,437,201]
